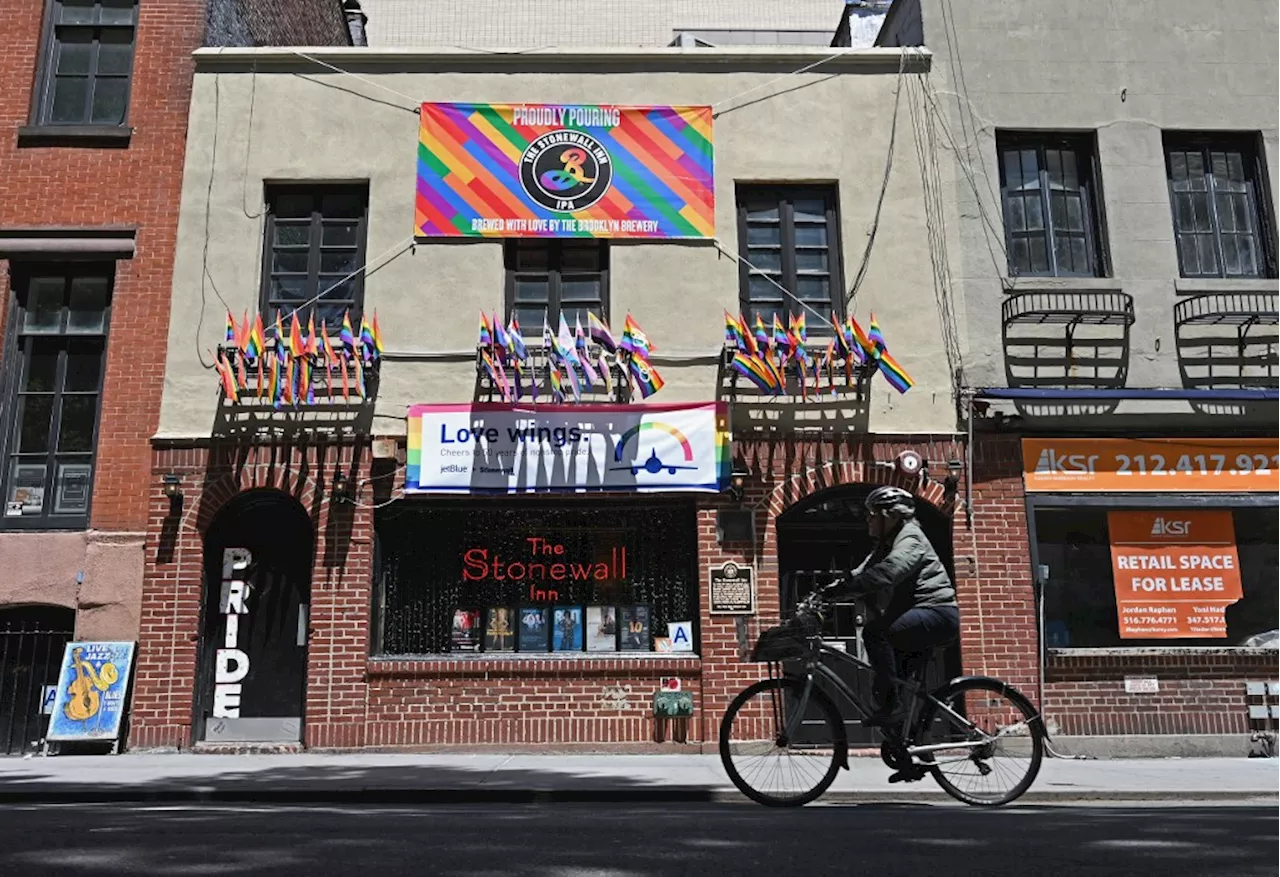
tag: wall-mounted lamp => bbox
[725,465,750,504]
[332,471,355,505]
[162,473,182,500]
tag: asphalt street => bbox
[0,801,1275,877]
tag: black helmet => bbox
[865,485,915,518]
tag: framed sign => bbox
[709,561,755,615]
[416,103,714,240]
[47,641,136,742]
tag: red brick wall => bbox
[129,438,373,750]
[0,0,204,532]
[131,432,969,750]
[1046,651,1278,736]
[956,434,1039,697]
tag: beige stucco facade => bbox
[156,47,963,439]
[881,0,1278,427]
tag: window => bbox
[1035,506,1278,649]
[735,185,843,334]
[1164,134,1276,278]
[374,501,697,655]
[260,186,369,327]
[997,133,1107,277]
[34,0,138,127]
[1,266,111,529]
[504,240,608,333]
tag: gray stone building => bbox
[879,0,1278,753]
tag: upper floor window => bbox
[1164,134,1277,279]
[1,266,112,529]
[735,185,843,333]
[505,240,608,333]
[260,185,369,327]
[998,133,1108,278]
[35,0,138,127]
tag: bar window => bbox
[1,266,112,529]
[373,501,697,655]
[34,0,139,126]
[997,133,1108,277]
[504,240,608,333]
[1164,134,1277,278]
[735,185,843,333]
[260,185,369,327]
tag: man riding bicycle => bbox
[817,485,959,729]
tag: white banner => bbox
[406,403,728,493]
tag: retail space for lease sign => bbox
[406,402,729,493]
[1022,438,1280,492]
[415,103,714,240]
[1107,510,1243,639]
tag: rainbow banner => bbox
[416,103,715,240]
[406,402,729,493]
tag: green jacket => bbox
[837,518,957,614]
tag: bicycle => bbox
[720,592,1047,807]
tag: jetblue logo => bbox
[1150,517,1191,537]
[1035,448,1099,475]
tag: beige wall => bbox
[156,47,961,439]
[896,0,1278,427]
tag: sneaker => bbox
[860,702,906,728]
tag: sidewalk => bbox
[0,752,1275,804]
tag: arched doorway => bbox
[194,490,313,744]
[776,484,961,746]
[0,605,74,755]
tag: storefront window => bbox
[374,500,698,655]
[1037,506,1278,648]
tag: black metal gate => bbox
[0,607,74,756]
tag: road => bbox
[0,801,1274,876]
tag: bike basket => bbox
[749,615,819,662]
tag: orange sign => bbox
[1108,510,1242,639]
[1023,438,1279,492]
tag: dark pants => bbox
[861,605,960,708]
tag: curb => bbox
[0,787,1274,806]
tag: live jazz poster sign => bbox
[47,641,135,742]
[415,103,714,239]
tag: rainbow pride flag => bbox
[628,356,665,399]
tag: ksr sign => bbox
[1023,438,1279,492]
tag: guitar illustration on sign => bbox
[62,647,118,722]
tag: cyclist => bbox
[819,485,959,728]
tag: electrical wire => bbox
[710,48,854,117]
[712,240,836,328]
[291,50,424,111]
[196,72,235,370]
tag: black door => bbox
[0,606,74,755]
[195,491,312,744]
[777,485,960,747]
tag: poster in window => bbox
[1107,510,1244,639]
[586,606,617,652]
[451,609,482,652]
[518,607,549,652]
[7,464,46,516]
[484,607,515,652]
[552,606,584,651]
[620,605,651,651]
[54,463,92,515]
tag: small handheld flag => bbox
[627,356,665,399]
[588,312,617,352]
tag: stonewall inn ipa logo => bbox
[520,129,614,212]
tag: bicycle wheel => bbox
[915,677,1044,806]
[719,677,845,807]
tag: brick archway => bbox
[764,458,950,524]
[129,440,373,751]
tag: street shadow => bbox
[0,800,1274,877]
